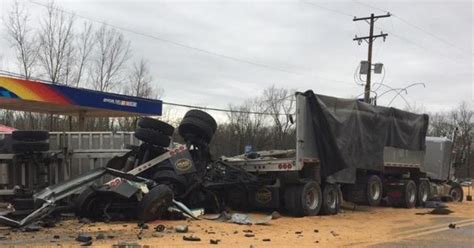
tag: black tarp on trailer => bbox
[303,90,429,184]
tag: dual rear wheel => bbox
[284,181,341,216]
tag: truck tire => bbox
[366,175,383,206]
[388,180,417,208]
[138,117,175,136]
[178,117,215,143]
[417,180,430,206]
[321,183,340,215]
[12,141,49,153]
[183,110,217,133]
[152,169,188,196]
[449,184,464,202]
[12,130,49,142]
[344,175,382,206]
[75,187,104,219]
[285,181,322,216]
[134,128,171,147]
[137,184,173,222]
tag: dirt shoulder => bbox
[0,189,472,248]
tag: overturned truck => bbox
[223,91,464,216]
[0,109,262,226]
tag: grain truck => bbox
[223,91,464,216]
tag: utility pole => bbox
[353,13,391,103]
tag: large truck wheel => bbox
[75,187,105,219]
[137,184,173,222]
[449,184,464,202]
[134,128,171,147]
[285,181,322,216]
[178,118,215,143]
[388,180,417,208]
[344,175,382,206]
[183,110,217,133]
[138,117,175,136]
[416,180,430,206]
[366,175,383,206]
[12,130,49,142]
[12,141,49,153]
[152,169,188,196]
[320,183,340,215]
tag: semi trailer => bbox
[223,91,465,216]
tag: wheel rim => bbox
[451,188,461,201]
[370,181,381,200]
[305,187,319,210]
[420,184,428,202]
[326,188,337,209]
[408,184,416,204]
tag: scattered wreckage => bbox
[0,109,263,227]
[0,91,469,228]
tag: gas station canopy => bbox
[0,75,162,117]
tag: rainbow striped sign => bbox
[0,76,162,116]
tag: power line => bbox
[353,0,473,56]
[28,0,300,76]
[162,101,290,116]
[301,1,354,17]
[28,0,352,85]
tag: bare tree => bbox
[262,85,295,148]
[73,22,94,87]
[117,58,164,130]
[90,24,131,92]
[451,101,473,165]
[126,59,162,98]
[428,112,454,137]
[37,1,76,85]
[4,0,38,79]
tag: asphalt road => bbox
[371,218,474,248]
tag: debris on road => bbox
[175,225,189,233]
[183,235,201,241]
[81,240,93,246]
[244,233,255,238]
[448,223,457,229]
[76,233,93,243]
[271,211,281,219]
[96,233,105,240]
[154,224,165,232]
[425,201,448,209]
[210,239,220,244]
[23,223,41,232]
[430,207,454,215]
[204,212,273,225]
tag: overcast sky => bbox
[0,0,472,120]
